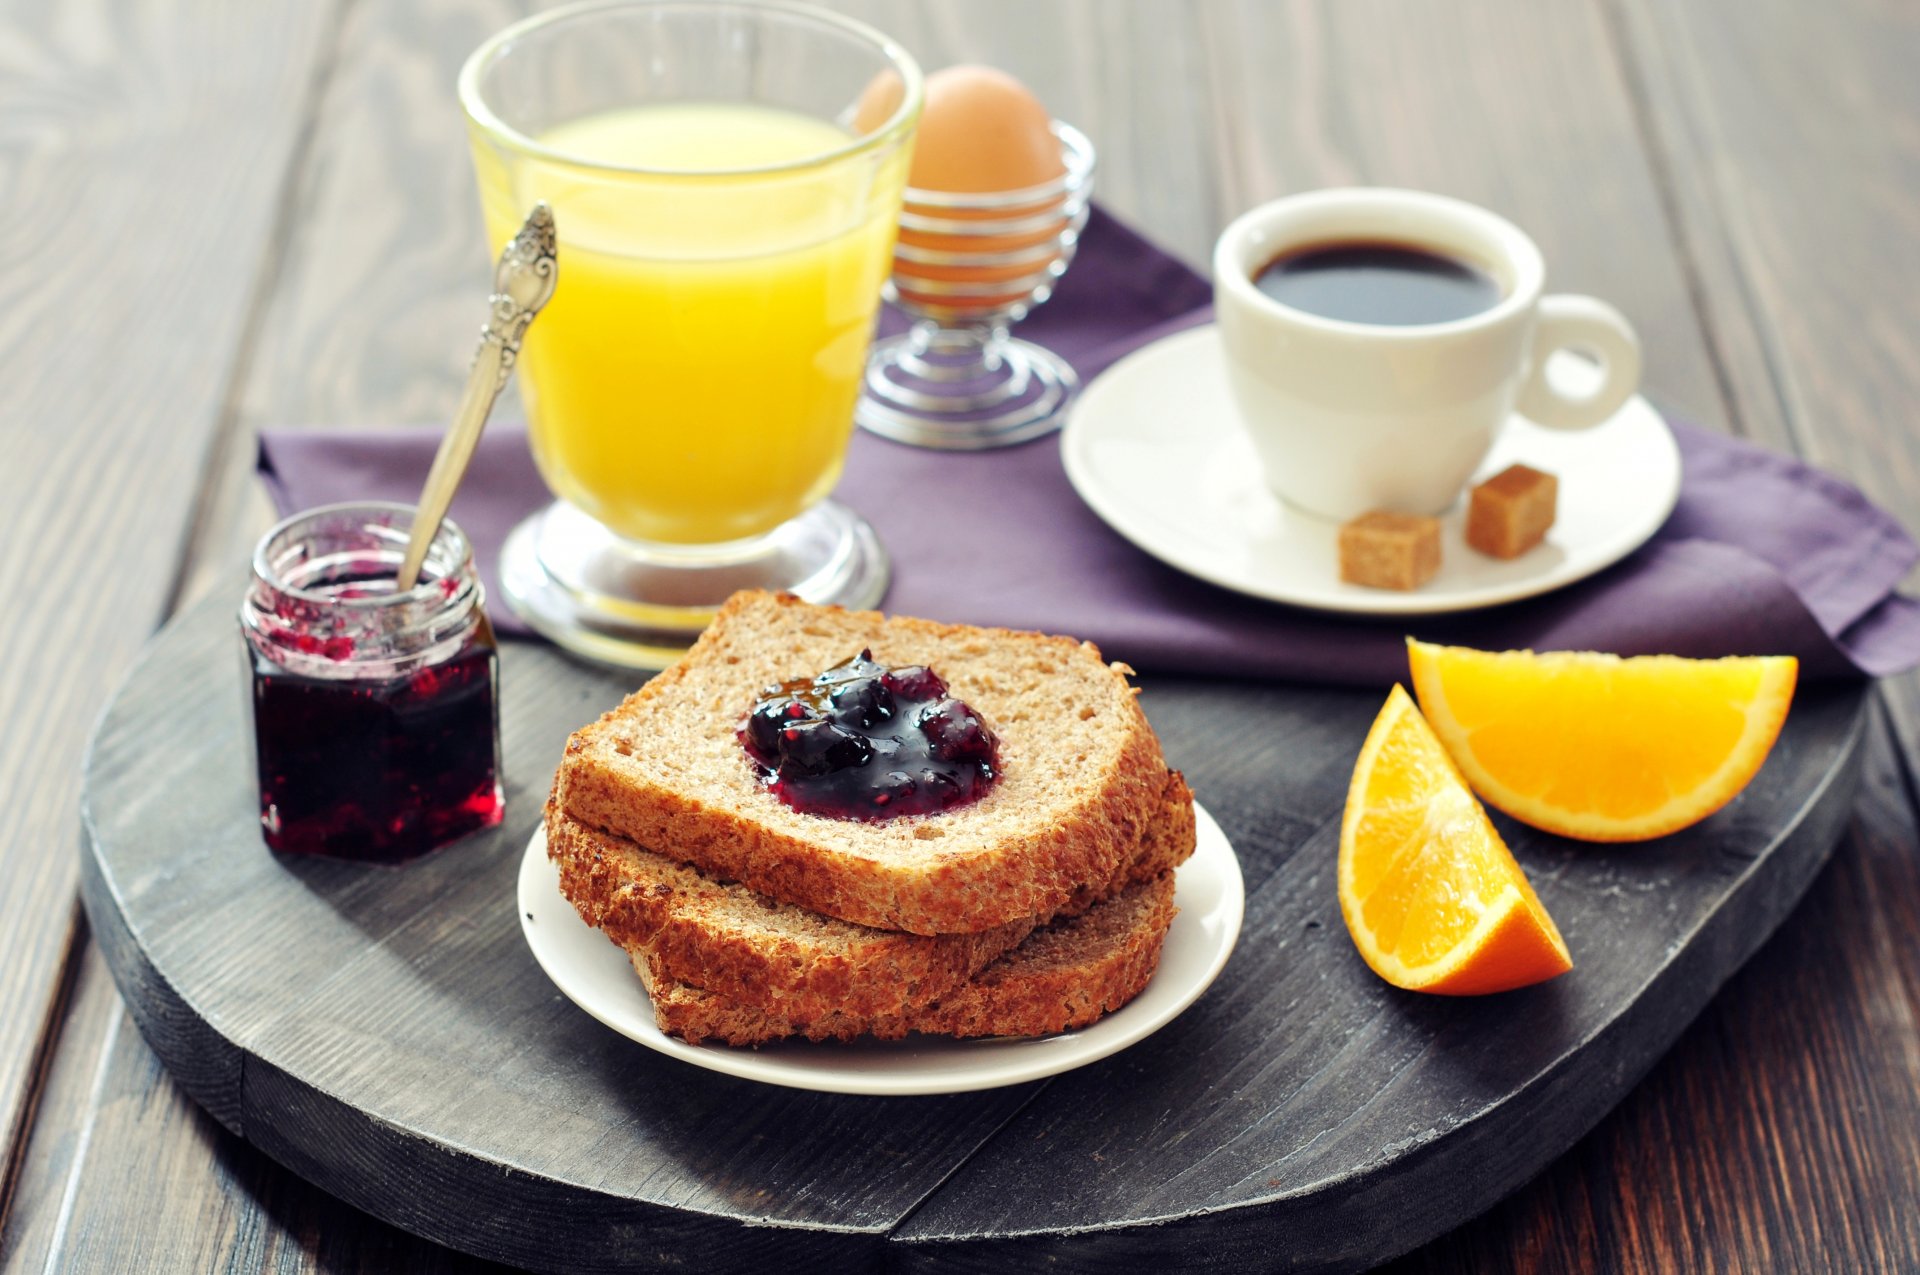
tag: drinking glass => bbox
[460,0,921,667]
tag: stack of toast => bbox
[544,591,1197,1046]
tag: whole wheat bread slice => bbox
[554,591,1173,935]
[546,770,1195,1022]
[634,873,1180,1046]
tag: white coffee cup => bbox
[1213,188,1641,521]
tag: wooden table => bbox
[3,2,1917,1270]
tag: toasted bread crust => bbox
[545,771,1195,1022]
[1057,771,1195,915]
[636,874,1180,1046]
[911,873,1178,1039]
[554,591,1174,935]
[547,810,1034,1020]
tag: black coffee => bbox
[1252,240,1501,326]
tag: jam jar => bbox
[241,502,504,861]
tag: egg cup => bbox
[857,122,1095,450]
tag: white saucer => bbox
[516,804,1245,1096]
[1061,324,1682,616]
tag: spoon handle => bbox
[396,204,558,591]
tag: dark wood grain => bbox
[77,593,1865,1272]
[1608,0,1920,460]
[0,0,346,1235]
[1383,705,1920,1274]
[11,0,1920,1271]
[1,939,117,1274]
[0,942,521,1275]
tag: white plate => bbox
[517,804,1245,1096]
[1062,323,1682,616]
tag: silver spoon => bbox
[396,203,558,591]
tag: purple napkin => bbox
[259,207,1920,684]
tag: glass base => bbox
[857,328,1079,450]
[499,499,890,669]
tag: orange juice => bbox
[475,103,907,545]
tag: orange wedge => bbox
[1406,640,1797,842]
[1339,685,1572,995]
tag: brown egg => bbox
[857,66,1071,312]
[903,65,1066,193]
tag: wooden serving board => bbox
[79,592,1866,1274]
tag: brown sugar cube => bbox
[1338,512,1442,591]
[1466,464,1558,559]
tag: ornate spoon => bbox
[396,203,558,591]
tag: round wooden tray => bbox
[80,594,1866,1273]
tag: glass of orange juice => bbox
[459,0,921,666]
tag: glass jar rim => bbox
[251,500,476,611]
[245,502,486,671]
[457,0,924,180]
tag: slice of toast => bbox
[634,873,1180,1046]
[554,591,1173,935]
[546,771,1195,1022]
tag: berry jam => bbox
[243,503,503,862]
[248,640,502,860]
[739,651,999,821]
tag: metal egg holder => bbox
[857,122,1096,450]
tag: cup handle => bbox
[1515,294,1642,430]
